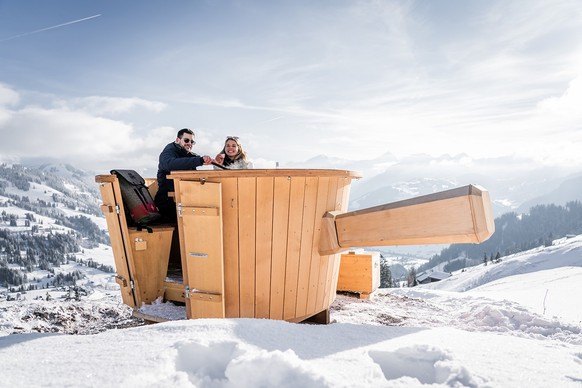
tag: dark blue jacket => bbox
[154,142,204,209]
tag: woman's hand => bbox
[215,153,225,165]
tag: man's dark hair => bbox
[177,128,194,138]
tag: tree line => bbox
[418,201,582,273]
[0,227,113,288]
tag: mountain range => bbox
[2,154,581,267]
[289,153,582,217]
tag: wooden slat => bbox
[109,177,144,306]
[327,177,351,306]
[255,177,274,318]
[163,280,185,303]
[269,176,291,319]
[316,177,339,311]
[98,181,136,308]
[238,177,256,318]
[306,177,329,314]
[168,169,362,180]
[283,176,306,320]
[221,178,240,318]
[294,177,318,318]
[179,181,225,319]
[173,178,190,317]
[95,175,116,183]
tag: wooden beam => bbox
[319,184,495,254]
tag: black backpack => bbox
[111,169,161,226]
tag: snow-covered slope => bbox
[1,234,581,387]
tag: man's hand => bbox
[215,153,225,165]
[202,155,212,165]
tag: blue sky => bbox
[1,0,581,174]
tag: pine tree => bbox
[380,259,393,288]
[407,267,418,287]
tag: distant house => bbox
[416,271,451,285]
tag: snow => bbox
[1,237,582,387]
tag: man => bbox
[154,128,213,221]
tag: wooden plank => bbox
[128,226,174,304]
[316,177,339,311]
[179,181,225,319]
[299,309,330,325]
[255,177,274,318]
[238,177,256,318]
[269,176,291,320]
[220,178,240,318]
[172,178,190,317]
[144,178,158,199]
[294,177,318,318]
[168,169,362,180]
[163,280,185,303]
[95,175,116,183]
[333,185,495,248]
[306,177,329,314]
[98,181,136,308]
[109,177,144,306]
[283,176,305,320]
[327,177,352,306]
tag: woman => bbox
[214,136,253,169]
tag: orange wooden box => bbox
[337,251,380,298]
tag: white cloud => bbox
[537,76,582,120]
[60,96,167,116]
[0,96,171,172]
[0,84,20,106]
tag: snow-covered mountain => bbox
[290,153,582,217]
[1,232,580,387]
[0,162,103,223]
[0,163,115,303]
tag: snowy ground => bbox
[1,236,581,387]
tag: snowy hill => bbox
[0,163,116,302]
[1,234,581,387]
[0,163,104,228]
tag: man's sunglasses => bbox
[182,138,196,144]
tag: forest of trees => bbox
[0,164,116,292]
[419,201,582,273]
[0,222,114,288]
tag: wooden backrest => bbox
[144,178,158,199]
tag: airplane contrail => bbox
[0,14,101,42]
[257,116,285,124]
